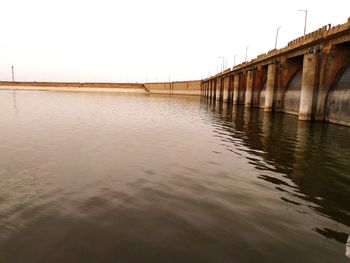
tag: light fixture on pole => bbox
[275,26,281,49]
[298,9,308,35]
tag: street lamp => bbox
[275,26,281,49]
[233,54,237,66]
[11,66,15,82]
[218,56,225,72]
[245,47,249,62]
[298,9,308,35]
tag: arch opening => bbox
[283,70,302,115]
[326,66,350,126]
[259,81,267,108]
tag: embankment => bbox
[145,80,201,95]
[0,81,147,94]
[0,80,201,96]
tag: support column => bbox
[264,63,277,112]
[213,80,217,100]
[299,53,318,121]
[216,78,222,101]
[205,82,208,98]
[245,71,253,107]
[207,81,210,98]
[206,82,209,98]
[209,81,213,99]
[229,75,234,103]
[233,74,240,105]
[223,76,230,102]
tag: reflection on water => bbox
[0,90,349,262]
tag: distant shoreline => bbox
[0,80,201,96]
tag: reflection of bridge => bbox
[204,101,350,245]
[201,18,350,126]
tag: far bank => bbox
[0,80,201,96]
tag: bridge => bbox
[201,17,350,126]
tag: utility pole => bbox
[11,66,15,82]
[218,56,225,72]
[275,26,281,49]
[298,9,308,35]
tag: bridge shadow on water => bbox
[201,98,350,245]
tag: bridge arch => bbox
[282,69,302,115]
[259,81,267,108]
[325,66,350,126]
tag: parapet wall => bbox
[145,80,201,95]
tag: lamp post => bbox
[233,54,237,66]
[218,56,225,72]
[275,26,281,49]
[245,47,249,63]
[298,9,308,35]
[11,66,14,82]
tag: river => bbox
[0,90,349,262]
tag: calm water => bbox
[0,90,349,262]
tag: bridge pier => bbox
[229,75,234,103]
[264,63,277,112]
[223,76,230,102]
[233,74,240,105]
[205,82,207,97]
[216,78,221,101]
[208,81,212,99]
[299,53,319,121]
[245,71,253,107]
[200,17,350,126]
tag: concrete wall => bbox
[145,80,201,95]
[0,81,146,89]
[0,80,201,96]
[0,81,148,94]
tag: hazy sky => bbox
[0,0,348,82]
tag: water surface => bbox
[0,90,349,262]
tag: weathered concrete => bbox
[299,53,318,120]
[233,74,240,105]
[201,17,350,126]
[145,80,201,95]
[264,64,277,112]
[283,70,302,115]
[216,78,222,101]
[245,71,253,107]
[326,66,350,126]
[228,75,234,103]
[223,76,230,102]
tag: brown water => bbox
[0,90,349,262]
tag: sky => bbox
[0,0,348,83]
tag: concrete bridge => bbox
[201,17,350,126]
